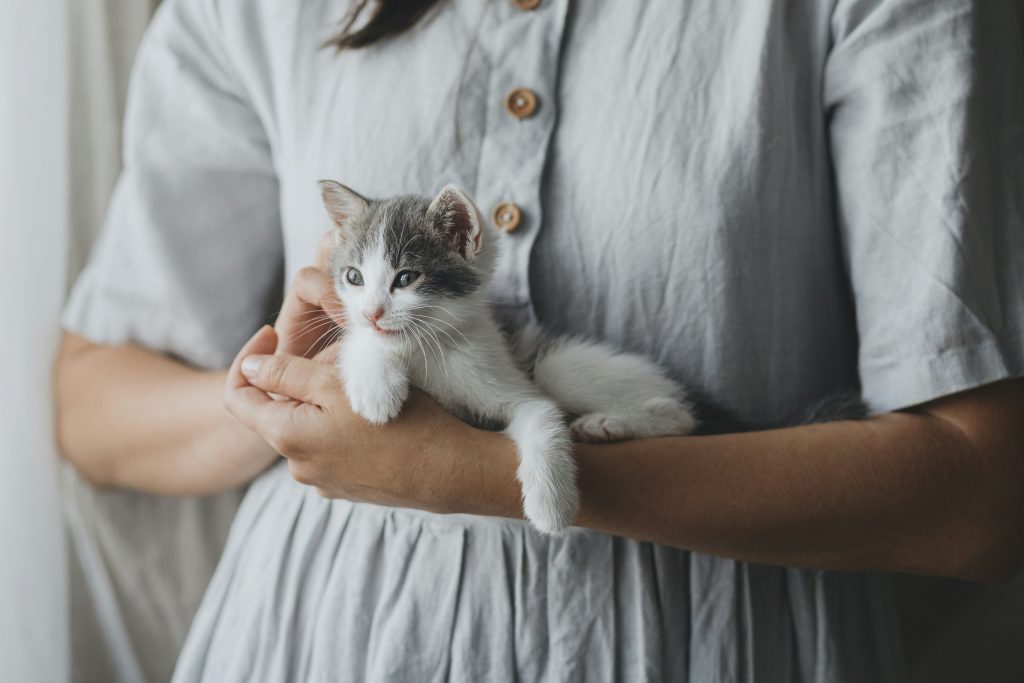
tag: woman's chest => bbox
[266,0,836,290]
[246,0,856,420]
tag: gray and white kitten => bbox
[320,181,697,534]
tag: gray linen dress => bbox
[64,0,1024,680]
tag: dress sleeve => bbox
[825,0,1024,412]
[62,0,283,370]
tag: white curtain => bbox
[0,1,71,682]
[2,2,163,682]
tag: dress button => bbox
[492,202,522,233]
[504,88,539,119]
[511,0,541,9]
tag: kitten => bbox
[320,181,698,534]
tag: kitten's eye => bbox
[393,270,421,289]
[345,268,364,286]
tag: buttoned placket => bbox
[472,0,569,316]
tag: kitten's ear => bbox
[428,184,484,260]
[319,180,369,233]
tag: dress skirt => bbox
[172,462,904,682]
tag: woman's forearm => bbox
[55,332,276,495]
[217,334,1024,583]
[573,380,1024,582]
[571,416,993,578]
[464,380,1024,583]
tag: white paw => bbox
[346,381,407,425]
[522,476,579,535]
[506,401,580,535]
[570,413,629,442]
[637,397,698,436]
[519,443,579,535]
[571,397,698,442]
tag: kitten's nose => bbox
[363,307,385,325]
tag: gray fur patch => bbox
[332,194,482,297]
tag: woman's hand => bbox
[223,326,524,517]
[274,233,346,359]
[57,235,345,495]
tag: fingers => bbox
[314,231,334,271]
[276,265,346,357]
[312,342,340,364]
[291,265,335,310]
[225,326,292,432]
[226,325,278,393]
[312,232,346,325]
[241,352,339,406]
[296,265,346,325]
[224,327,335,446]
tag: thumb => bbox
[224,325,284,420]
[240,353,338,405]
[251,324,279,355]
[227,325,278,392]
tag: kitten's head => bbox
[320,180,493,343]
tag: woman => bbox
[56,0,1024,680]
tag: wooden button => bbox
[492,202,522,233]
[504,88,539,119]
[512,0,541,9]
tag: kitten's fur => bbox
[320,181,698,534]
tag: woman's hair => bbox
[325,0,445,50]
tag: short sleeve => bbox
[825,0,1024,412]
[63,0,283,369]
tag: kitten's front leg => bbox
[338,329,409,424]
[505,399,579,534]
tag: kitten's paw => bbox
[340,351,409,425]
[569,414,629,442]
[571,397,698,442]
[635,397,699,437]
[518,439,579,534]
[522,477,580,535]
[347,382,408,425]
[507,401,580,534]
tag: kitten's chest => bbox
[406,345,505,430]
[407,350,468,415]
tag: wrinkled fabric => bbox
[63,0,1024,680]
[174,464,904,683]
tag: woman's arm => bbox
[55,241,343,495]
[568,378,1024,583]
[54,332,277,495]
[227,337,1024,584]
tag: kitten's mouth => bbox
[370,323,402,337]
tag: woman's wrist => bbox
[427,424,524,519]
[56,333,280,495]
[137,368,277,495]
